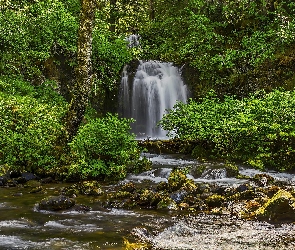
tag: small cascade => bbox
[119,61,188,139]
[200,168,228,180]
[125,34,141,48]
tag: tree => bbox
[64,0,96,142]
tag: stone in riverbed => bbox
[38,195,75,211]
[61,180,104,197]
[254,189,295,222]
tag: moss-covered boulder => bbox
[157,197,178,210]
[190,165,207,178]
[253,174,275,187]
[168,167,196,192]
[206,194,226,208]
[255,189,295,222]
[61,180,104,197]
[224,163,239,178]
[38,195,75,211]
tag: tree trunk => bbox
[64,0,96,142]
[149,0,155,20]
[109,0,117,32]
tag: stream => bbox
[1,153,295,249]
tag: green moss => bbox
[224,162,239,177]
[255,189,295,222]
[206,194,225,207]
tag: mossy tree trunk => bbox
[64,0,96,142]
[149,0,155,20]
[109,0,117,32]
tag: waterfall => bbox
[119,60,188,139]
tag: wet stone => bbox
[40,177,54,184]
[21,172,39,181]
[169,190,188,203]
[0,176,8,186]
[255,189,295,222]
[119,182,136,193]
[38,195,75,211]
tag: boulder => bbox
[38,195,75,211]
[255,189,295,222]
[0,176,8,186]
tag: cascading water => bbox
[119,60,188,139]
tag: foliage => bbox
[0,77,67,172]
[160,89,295,171]
[69,114,141,180]
[0,0,78,80]
[140,0,295,96]
[92,29,132,92]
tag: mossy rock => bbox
[253,174,275,187]
[25,180,41,188]
[138,189,155,207]
[38,195,75,211]
[78,181,104,196]
[113,191,133,199]
[29,186,44,193]
[190,165,207,178]
[168,167,196,192]
[255,189,295,222]
[157,197,178,210]
[62,181,104,197]
[119,182,136,193]
[205,194,226,208]
[156,181,169,191]
[224,162,239,178]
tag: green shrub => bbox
[160,89,295,171]
[0,77,67,172]
[69,113,142,180]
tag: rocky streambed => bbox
[1,153,295,249]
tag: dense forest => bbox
[1,0,295,180]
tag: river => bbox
[1,153,295,249]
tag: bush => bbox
[69,114,142,180]
[159,89,295,171]
[0,77,67,172]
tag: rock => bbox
[61,180,104,197]
[190,165,207,178]
[168,168,189,191]
[73,204,91,212]
[169,168,197,193]
[119,182,136,193]
[38,195,75,211]
[29,186,44,193]
[138,189,155,206]
[253,174,275,187]
[157,197,178,210]
[206,194,226,208]
[224,162,239,177]
[236,184,249,193]
[21,172,39,181]
[0,176,8,186]
[169,189,188,203]
[78,181,104,196]
[255,189,295,222]
[40,177,54,184]
[25,180,41,188]
[156,181,168,191]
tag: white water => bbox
[119,61,188,139]
[125,153,295,186]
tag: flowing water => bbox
[2,154,295,249]
[119,61,188,139]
